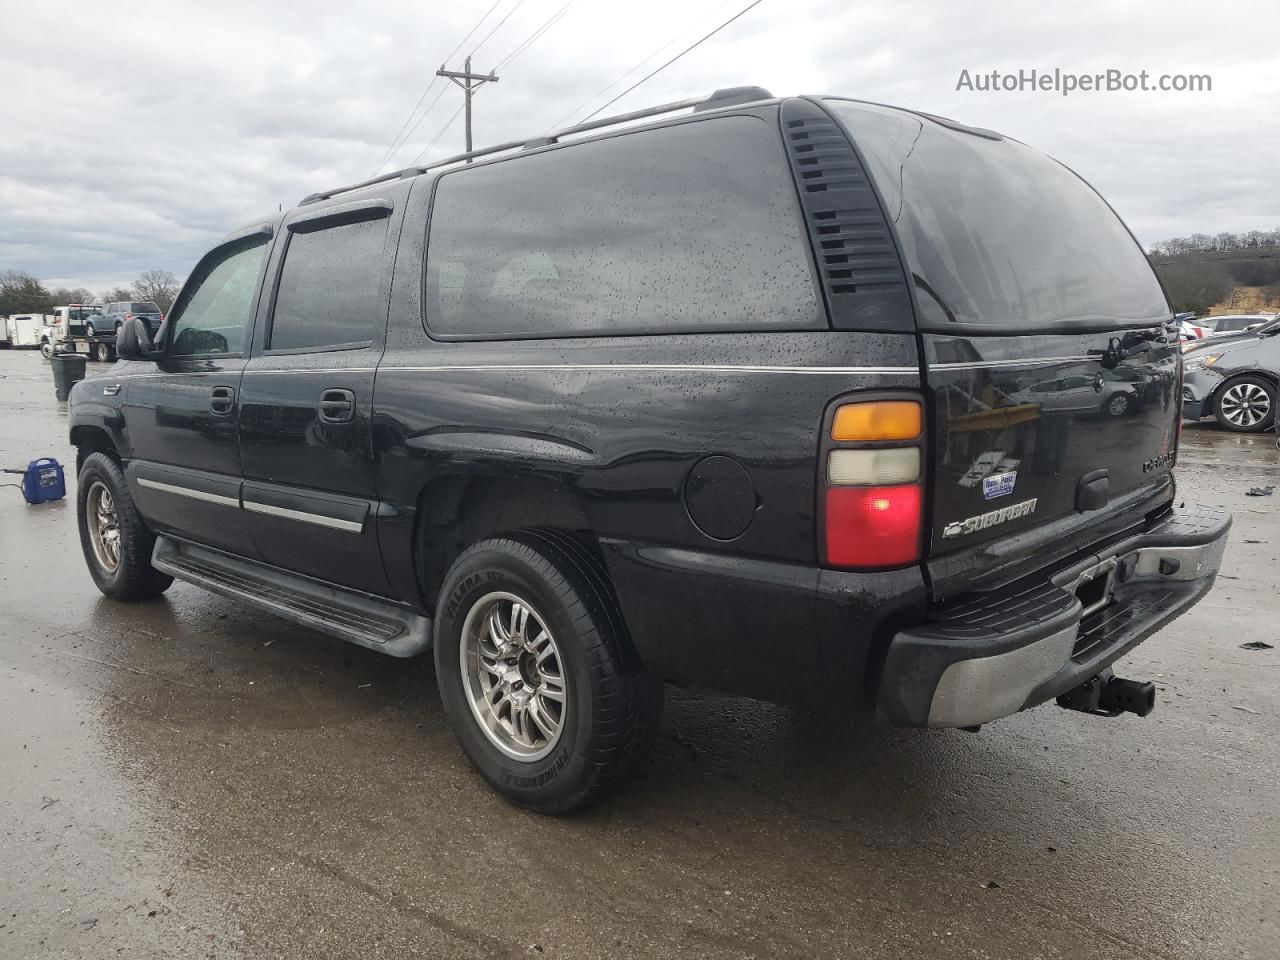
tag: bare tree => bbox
[101,286,134,304]
[132,270,181,312]
[49,286,96,305]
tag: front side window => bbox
[167,238,269,356]
[424,115,821,339]
[268,215,389,351]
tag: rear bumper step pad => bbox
[877,501,1230,727]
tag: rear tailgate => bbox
[821,98,1179,599]
[923,330,1178,597]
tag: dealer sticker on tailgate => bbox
[982,470,1017,500]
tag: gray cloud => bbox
[3,0,1277,292]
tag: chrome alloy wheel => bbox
[1220,382,1272,427]
[459,592,567,761]
[86,481,122,572]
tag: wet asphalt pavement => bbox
[0,349,1276,960]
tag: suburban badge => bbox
[943,498,1039,538]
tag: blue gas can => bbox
[17,458,66,504]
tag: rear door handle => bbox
[319,388,355,424]
[210,385,236,416]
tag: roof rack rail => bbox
[299,85,774,206]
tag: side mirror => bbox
[115,315,156,361]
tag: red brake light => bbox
[821,398,925,570]
[825,484,922,568]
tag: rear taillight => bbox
[822,397,924,569]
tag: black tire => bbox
[434,531,662,814]
[1213,374,1275,433]
[1103,392,1131,417]
[76,452,172,600]
[94,341,111,363]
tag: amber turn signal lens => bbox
[831,401,922,442]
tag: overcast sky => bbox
[3,0,1277,292]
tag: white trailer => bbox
[3,314,48,349]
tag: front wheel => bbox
[40,340,54,359]
[1214,375,1275,432]
[1105,392,1131,417]
[434,532,662,813]
[76,452,172,599]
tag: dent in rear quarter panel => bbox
[371,327,922,704]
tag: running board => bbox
[152,536,431,657]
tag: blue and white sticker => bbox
[982,470,1017,500]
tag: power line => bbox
[579,0,767,123]
[410,104,466,166]
[493,0,577,72]
[371,0,505,174]
[470,0,527,58]
[546,0,740,133]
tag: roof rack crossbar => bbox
[300,86,774,206]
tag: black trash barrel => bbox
[52,354,87,401]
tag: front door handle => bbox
[210,385,236,416]
[319,388,355,424]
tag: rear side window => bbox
[168,238,269,356]
[825,99,1170,331]
[269,214,389,351]
[424,116,821,339]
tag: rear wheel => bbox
[1214,375,1275,432]
[94,341,112,362]
[76,452,172,599]
[434,532,662,813]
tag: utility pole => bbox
[436,56,498,160]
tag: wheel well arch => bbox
[413,472,597,614]
[71,425,121,473]
[1209,368,1278,402]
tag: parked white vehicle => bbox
[3,314,47,348]
[1204,314,1279,338]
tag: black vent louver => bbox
[780,99,913,332]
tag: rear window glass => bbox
[269,215,388,351]
[130,302,160,313]
[424,116,821,339]
[825,100,1170,330]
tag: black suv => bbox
[69,88,1230,812]
[89,301,163,339]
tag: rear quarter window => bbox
[825,100,1170,331]
[423,115,822,339]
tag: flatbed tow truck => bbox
[40,305,117,362]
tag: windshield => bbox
[824,99,1170,331]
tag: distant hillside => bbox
[1148,242,1280,316]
